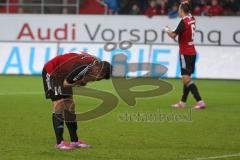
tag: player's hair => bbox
[180,3,191,14]
[100,61,112,80]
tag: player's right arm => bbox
[166,29,177,39]
[164,20,185,39]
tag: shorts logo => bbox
[46,73,52,90]
[180,55,186,69]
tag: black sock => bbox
[181,85,191,102]
[65,122,78,142]
[52,113,64,144]
[188,82,202,102]
[64,110,78,142]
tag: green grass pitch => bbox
[0,75,240,160]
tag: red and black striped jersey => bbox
[44,51,98,75]
[174,14,196,55]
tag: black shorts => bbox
[180,55,196,76]
[42,69,72,101]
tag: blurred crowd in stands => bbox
[105,0,240,17]
[1,0,240,16]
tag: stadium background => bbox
[0,1,240,160]
[0,0,240,79]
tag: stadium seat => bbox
[79,0,106,14]
[0,0,19,13]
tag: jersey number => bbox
[54,86,62,95]
[191,24,196,40]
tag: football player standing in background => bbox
[164,2,206,109]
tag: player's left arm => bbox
[63,63,92,87]
[63,80,86,87]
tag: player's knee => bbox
[53,99,65,114]
[63,98,75,113]
[62,98,76,122]
[182,76,191,85]
[52,98,75,114]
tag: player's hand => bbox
[163,26,171,33]
[75,83,87,87]
[63,80,74,87]
[73,80,87,87]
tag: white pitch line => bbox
[0,92,42,95]
[189,153,240,160]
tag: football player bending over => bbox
[42,51,111,149]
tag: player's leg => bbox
[181,75,191,102]
[172,75,190,108]
[182,75,202,101]
[172,55,205,109]
[62,98,78,143]
[63,98,91,148]
[60,87,83,146]
[182,75,206,109]
[187,55,206,109]
[52,99,73,149]
[182,55,205,109]
[52,100,64,144]
[172,55,191,108]
[42,70,73,149]
[183,76,202,101]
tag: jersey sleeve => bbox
[174,20,185,35]
[66,64,91,84]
